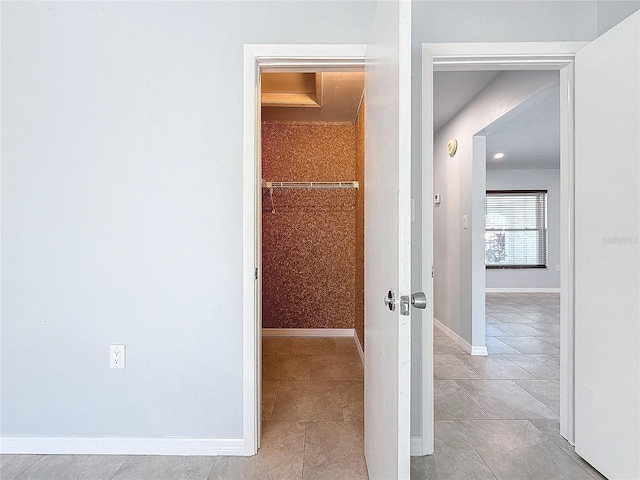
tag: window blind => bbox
[485,190,548,269]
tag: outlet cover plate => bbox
[110,344,125,369]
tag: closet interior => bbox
[261,71,365,351]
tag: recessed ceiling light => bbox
[494,152,504,159]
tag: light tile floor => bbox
[1,296,608,479]
[1,337,366,480]
[259,336,368,479]
[412,293,606,480]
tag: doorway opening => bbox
[430,66,565,446]
[432,69,562,342]
[259,70,367,468]
[260,71,366,343]
[242,44,368,457]
[419,42,586,456]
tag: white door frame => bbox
[420,42,588,453]
[242,44,366,455]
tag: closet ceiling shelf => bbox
[262,180,359,189]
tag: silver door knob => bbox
[411,292,427,309]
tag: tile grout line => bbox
[263,338,363,473]
[458,378,559,421]
[267,379,284,422]
[496,352,555,380]
[526,420,601,480]
[106,455,129,480]
[337,380,347,422]
[300,422,309,480]
[451,379,493,420]
[513,380,560,416]
[502,353,558,380]
[8,454,45,480]
[453,420,500,480]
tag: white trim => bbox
[410,436,423,457]
[420,44,436,458]
[424,42,587,70]
[262,328,355,337]
[434,318,474,355]
[0,437,244,456]
[422,41,585,454]
[243,44,260,457]
[558,62,576,445]
[354,329,365,366]
[471,136,487,354]
[485,288,561,294]
[433,317,487,355]
[470,346,489,356]
[243,44,367,458]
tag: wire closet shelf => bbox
[261,180,359,189]
[261,179,359,213]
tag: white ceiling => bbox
[485,91,560,170]
[434,71,560,170]
[434,71,499,131]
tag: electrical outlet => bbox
[110,344,125,369]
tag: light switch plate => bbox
[462,215,468,229]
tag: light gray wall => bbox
[485,169,561,290]
[0,1,376,439]
[3,0,632,449]
[597,0,640,34]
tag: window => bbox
[485,190,548,269]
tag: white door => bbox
[574,11,640,479]
[364,1,412,478]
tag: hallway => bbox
[411,293,605,480]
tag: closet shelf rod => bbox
[262,180,359,189]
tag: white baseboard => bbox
[354,329,365,366]
[262,328,354,337]
[410,436,424,456]
[470,345,489,356]
[434,318,472,353]
[0,436,244,456]
[434,318,487,356]
[485,288,560,293]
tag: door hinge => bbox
[432,266,434,278]
[255,268,258,280]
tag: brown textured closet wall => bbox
[355,103,365,350]
[262,122,359,329]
